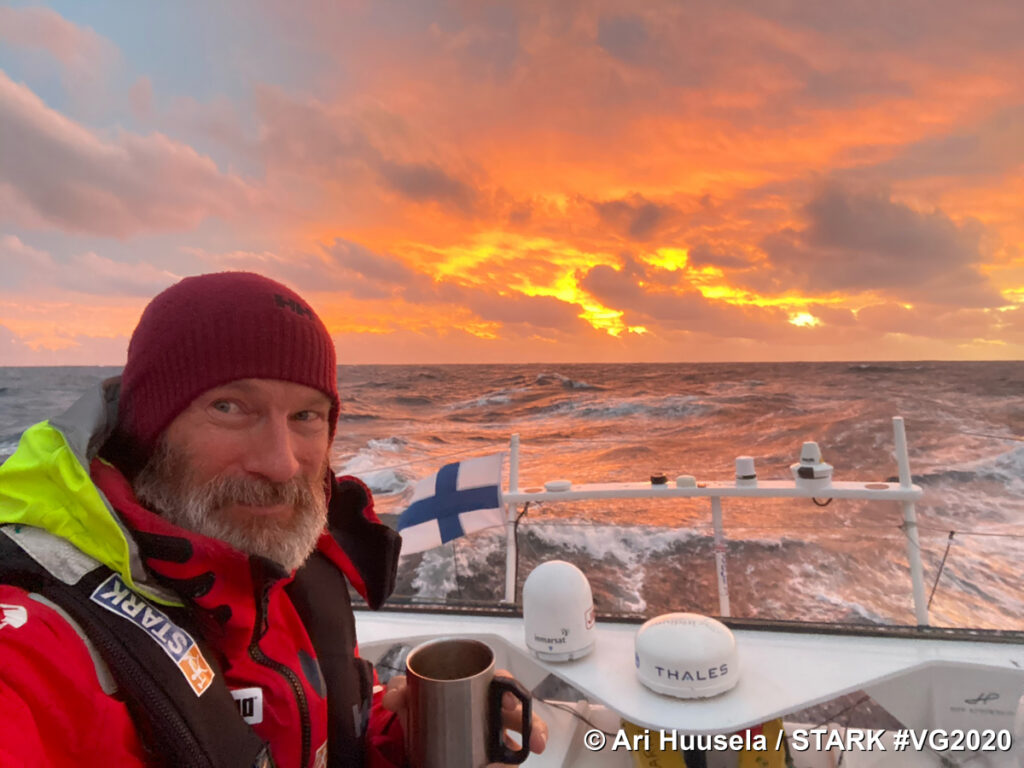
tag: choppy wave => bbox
[338,411,380,421]
[845,364,905,374]
[535,394,712,421]
[533,372,604,390]
[911,444,1024,495]
[367,436,407,452]
[336,437,415,495]
[4,360,1023,629]
[390,395,433,407]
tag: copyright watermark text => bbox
[582,727,1014,754]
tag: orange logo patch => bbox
[178,645,216,696]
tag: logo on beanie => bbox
[274,293,313,320]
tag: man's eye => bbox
[212,401,238,414]
[294,410,323,422]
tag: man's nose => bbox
[243,416,301,483]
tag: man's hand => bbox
[381,669,548,764]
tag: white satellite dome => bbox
[523,560,595,662]
[634,613,739,698]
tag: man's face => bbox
[133,378,333,571]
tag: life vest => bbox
[0,479,401,768]
[0,526,273,768]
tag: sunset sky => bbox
[2,1,1023,364]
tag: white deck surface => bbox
[356,610,1024,767]
[357,610,1023,733]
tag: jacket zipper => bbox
[249,563,312,768]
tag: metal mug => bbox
[405,637,532,768]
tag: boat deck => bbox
[356,607,1024,767]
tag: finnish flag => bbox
[397,453,506,555]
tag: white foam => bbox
[517,522,709,613]
[811,591,889,624]
[409,529,506,599]
[540,394,709,421]
[368,436,407,452]
[447,388,525,410]
[359,470,409,495]
[534,372,597,389]
[523,520,704,558]
[410,548,458,598]
[336,438,414,495]
[987,444,1024,495]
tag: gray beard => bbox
[132,438,329,572]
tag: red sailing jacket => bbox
[0,462,405,768]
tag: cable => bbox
[917,524,1024,540]
[511,502,531,604]
[811,694,871,731]
[452,537,462,601]
[927,531,955,609]
[534,698,618,737]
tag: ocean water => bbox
[2,362,1022,630]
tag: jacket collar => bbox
[91,457,282,656]
[0,379,179,605]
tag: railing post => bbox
[503,434,520,604]
[711,496,731,617]
[894,417,929,626]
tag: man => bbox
[0,272,545,767]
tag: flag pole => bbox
[503,434,520,604]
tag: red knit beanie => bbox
[118,272,339,452]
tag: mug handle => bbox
[487,677,532,764]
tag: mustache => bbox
[195,473,317,510]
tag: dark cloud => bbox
[687,244,754,269]
[506,201,533,226]
[327,239,418,285]
[592,194,677,241]
[463,291,585,332]
[257,88,480,214]
[376,160,477,212]
[757,184,1005,307]
[451,4,523,82]
[596,15,649,64]
[744,0,1024,57]
[805,304,857,327]
[801,67,912,106]
[201,241,422,300]
[580,262,786,339]
[849,105,1024,183]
